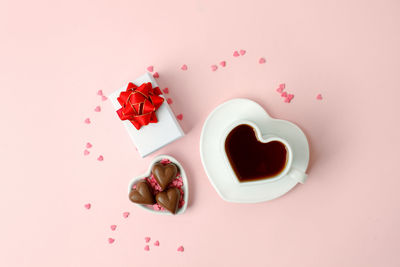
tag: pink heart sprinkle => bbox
[219,61,226,67]
[177,246,184,252]
[176,114,183,120]
[316,93,323,100]
[86,142,92,149]
[147,66,154,72]
[123,212,130,218]
[97,155,104,161]
[84,118,91,124]
[284,97,291,103]
[108,238,115,244]
[97,90,103,96]
[233,51,240,57]
[180,64,188,71]
[144,245,150,251]
[145,237,151,243]
[239,49,246,56]
[287,94,294,101]
[110,225,117,231]
[101,95,108,101]
[167,98,173,105]
[84,203,91,209]
[211,65,218,71]
[281,92,287,97]
[259,57,266,64]
[153,72,159,78]
[276,87,284,93]
[279,83,286,90]
[84,149,90,156]
[163,88,169,94]
[154,240,160,246]
[94,106,101,112]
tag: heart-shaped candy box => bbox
[128,155,189,215]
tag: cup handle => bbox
[287,168,308,184]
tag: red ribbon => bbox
[116,82,164,130]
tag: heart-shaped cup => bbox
[128,155,189,215]
[222,120,307,185]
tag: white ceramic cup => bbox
[221,120,307,184]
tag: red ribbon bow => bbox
[116,82,164,130]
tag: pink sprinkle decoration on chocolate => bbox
[101,95,108,101]
[276,87,284,93]
[279,83,286,90]
[94,106,101,112]
[108,238,115,244]
[153,72,159,78]
[219,61,226,67]
[167,98,173,105]
[84,149,90,156]
[287,94,294,101]
[211,65,218,71]
[177,246,184,252]
[84,118,91,124]
[259,58,266,64]
[239,49,246,55]
[97,155,104,161]
[180,64,188,71]
[84,203,91,209]
[176,114,183,120]
[97,90,103,96]
[233,51,240,57]
[86,142,92,149]
[122,212,130,218]
[163,88,169,94]
[145,237,151,243]
[144,245,150,251]
[316,93,323,100]
[147,66,154,72]
[154,240,160,246]
[110,225,117,231]
[281,92,288,97]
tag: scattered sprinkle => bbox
[145,237,151,243]
[180,64,188,71]
[233,51,240,57]
[239,49,246,56]
[211,65,218,72]
[147,66,154,72]
[84,203,91,209]
[279,83,286,90]
[176,114,183,121]
[177,246,184,252]
[94,106,101,112]
[101,95,108,101]
[154,240,160,246]
[97,155,104,161]
[97,90,103,96]
[284,94,294,103]
[153,72,159,78]
[86,142,92,149]
[316,93,323,100]
[281,92,287,97]
[84,118,91,124]
[259,57,266,64]
[123,212,130,218]
[219,61,226,67]
[163,88,169,94]
[167,98,173,105]
[108,238,115,244]
[144,245,150,251]
[110,225,117,231]
[276,87,284,93]
[84,149,90,156]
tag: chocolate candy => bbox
[155,187,181,214]
[129,180,156,205]
[151,162,178,191]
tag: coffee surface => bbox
[225,124,288,182]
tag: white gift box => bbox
[109,73,184,157]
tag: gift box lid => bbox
[109,73,184,157]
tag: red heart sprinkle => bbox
[180,64,188,71]
[101,95,108,101]
[279,83,286,89]
[94,106,101,112]
[176,114,183,120]
[167,98,173,104]
[276,87,284,93]
[84,203,91,209]
[84,149,90,156]
[219,61,226,67]
[316,94,323,100]
[123,212,130,218]
[97,90,103,96]
[259,58,266,64]
[281,92,287,97]
[110,225,117,231]
[145,237,151,243]
[153,72,159,78]
[177,246,184,252]
[84,118,91,124]
[86,142,92,149]
[239,49,246,55]
[233,51,240,57]
[97,155,104,161]
[154,240,160,246]
[211,65,218,71]
[287,94,294,101]
[163,88,169,94]
[144,245,150,251]
[108,238,115,244]
[147,66,154,72]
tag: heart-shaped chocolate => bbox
[151,163,178,190]
[155,187,181,214]
[129,180,156,205]
[225,124,288,182]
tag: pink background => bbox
[1,0,400,266]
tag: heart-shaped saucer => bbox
[128,155,189,215]
[200,98,309,203]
